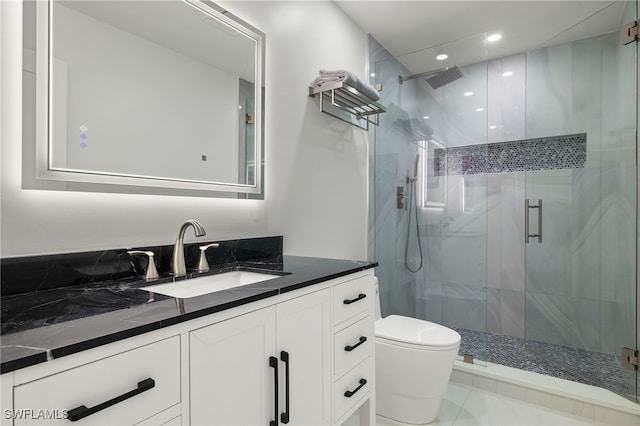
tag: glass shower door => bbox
[524,9,637,399]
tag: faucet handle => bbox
[127,250,160,281]
[197,243,220,272]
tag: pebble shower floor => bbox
[454,327,633,397]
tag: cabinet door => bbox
[190,306,277,426]
[276,289,332,426]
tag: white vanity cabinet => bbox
[189,288,332,426]
[2,269,375,426]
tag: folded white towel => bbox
[310,69,380,101]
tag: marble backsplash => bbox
[1,236,283,296]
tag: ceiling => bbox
[334,0,630,74]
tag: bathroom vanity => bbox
[0,238,376,426]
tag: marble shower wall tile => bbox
[499,172,525,293]
[486,173,502,291]
[442,285,487,332]
[486,288,501,333]
[499,289,526,338]
[488,54,526,143]
[416,279,443,324]
[486,170,526,338]
[525,292,574,346]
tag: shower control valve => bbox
[396,186,406,209]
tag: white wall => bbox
[220,1,370,259]
[1,0,370,260]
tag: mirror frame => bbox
[33,0,265,198]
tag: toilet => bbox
[374,277,461,424]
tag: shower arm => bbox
[399,67,451,85]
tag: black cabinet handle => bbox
[67,378,155,422]
[269,356,279,426]
[344,378,367,398]
[344,336,367,352]
[343,293,366,305]
[280,351,290,424]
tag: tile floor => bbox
[352,382,629,426]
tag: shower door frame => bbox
[636,0,639,402]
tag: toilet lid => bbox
[375,315,461,349]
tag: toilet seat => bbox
[375,315,461,351]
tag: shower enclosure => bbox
[369,2,638,401]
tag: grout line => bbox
[451,383,473,425]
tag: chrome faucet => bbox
[171,220,206,276]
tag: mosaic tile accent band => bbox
[434,133,587,176]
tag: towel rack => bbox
[308,81,386,130]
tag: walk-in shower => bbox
[370,3,638,402]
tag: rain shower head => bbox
[399,65,464,89]
[425,66,463,89]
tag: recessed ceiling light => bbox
[502,71,513,77]
[423,116,430,119]
[476,107,485,112]
[436,54,448,61]
[370,72,376,77]
[487,33,502,42]
[489,125,497,129]
[464,91,474,97]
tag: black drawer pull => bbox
[280,351,290,424]
[344,379,367,398]
[269,356,279,426]
[344,336,367,352]
[343,293,366,305]
[67,378,155,422]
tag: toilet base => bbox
[377,393,442,424]
[375,334,459,426]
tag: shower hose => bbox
[404,176,424,272]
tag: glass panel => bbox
[524,11,637,398]
[372,54,423,320]
[372,34,489,364]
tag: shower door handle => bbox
[525,199,542,244]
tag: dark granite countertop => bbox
[1,255,376,374]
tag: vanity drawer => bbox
[13,336,181,426]
[333,358,372,422]
[333,275,374,326]
[334,316,373,379]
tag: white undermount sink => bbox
[141,270,281,298]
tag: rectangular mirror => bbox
[32,0,264,197]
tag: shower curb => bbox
[451,360,640,424]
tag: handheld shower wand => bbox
[411,153,420,181]
[405,154,424,272]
